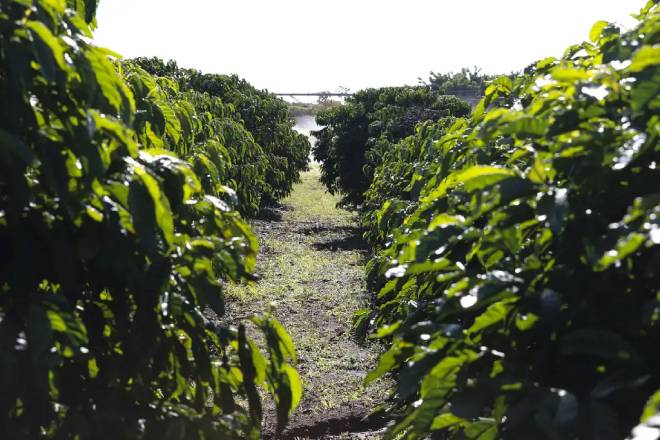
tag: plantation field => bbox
[1,1,658,439]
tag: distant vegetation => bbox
[425,66,496,95]
[287,100,342,117]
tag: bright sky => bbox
[94,0,643,93]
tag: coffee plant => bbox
[361,117,458,247]
[0,1,301,438]
[312,86,472,207]
[132,57,311,208]
[354,2,660,439]
[121,62,271,217]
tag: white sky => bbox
[94,0,643,93]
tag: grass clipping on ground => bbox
[226,164,389,432]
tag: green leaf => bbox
[154,98,182,144]
[191,275,224,316]
[641,390,660,423]
[421,353,475,398]
[536,57,558,70]
[515,313,539,331]
[431,413,463,430]
[25,20,67,81]
[83,46,135,117]
[422,166,516,203]
[428,214,465,231]
[238,325,263,426]
[467,299,516,337]
[88,357,99,378]
[273,363,303,434]
[0,128,39,166]
[66,0,99,23]
[366,343,405,385]
[464,420,497,440]
[130,159,175,247]
[589,20,609,42]
[47,310,67,332]
[501,116,548,138]
[281,363,302,412]
[629,46,660,73]
[551,67,590,82]
[248,340,267,385]
[373,322,401,339]
[271,317,297,363]
[595,232,646,271]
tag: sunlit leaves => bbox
[641,391,660,423]
[25,20,67,81]
[66,0,99,24]
[590,20,610,43]
[629,45,660,73]
[0,2,300,438]
[251,314,302,433]
[355,3,660,439]
[129,57,311,211]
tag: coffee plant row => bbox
[321,2,660,439]
[0,1,303,438]
[312,86,472,207]
[130,57,311,212]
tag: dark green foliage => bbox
[121,62,271,217]
[65,0,99,24]
[357,3,660,439]
[0,2,300,438]
[312,86,472,207]
[132,57,311,207]
[362,117,458,247]
[188,71,310,204]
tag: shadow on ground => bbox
[270,407,390,439]
[257,202,292,221]
[294,223,367,253]
[313,232,366,253]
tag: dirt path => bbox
[225,165,389,439]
